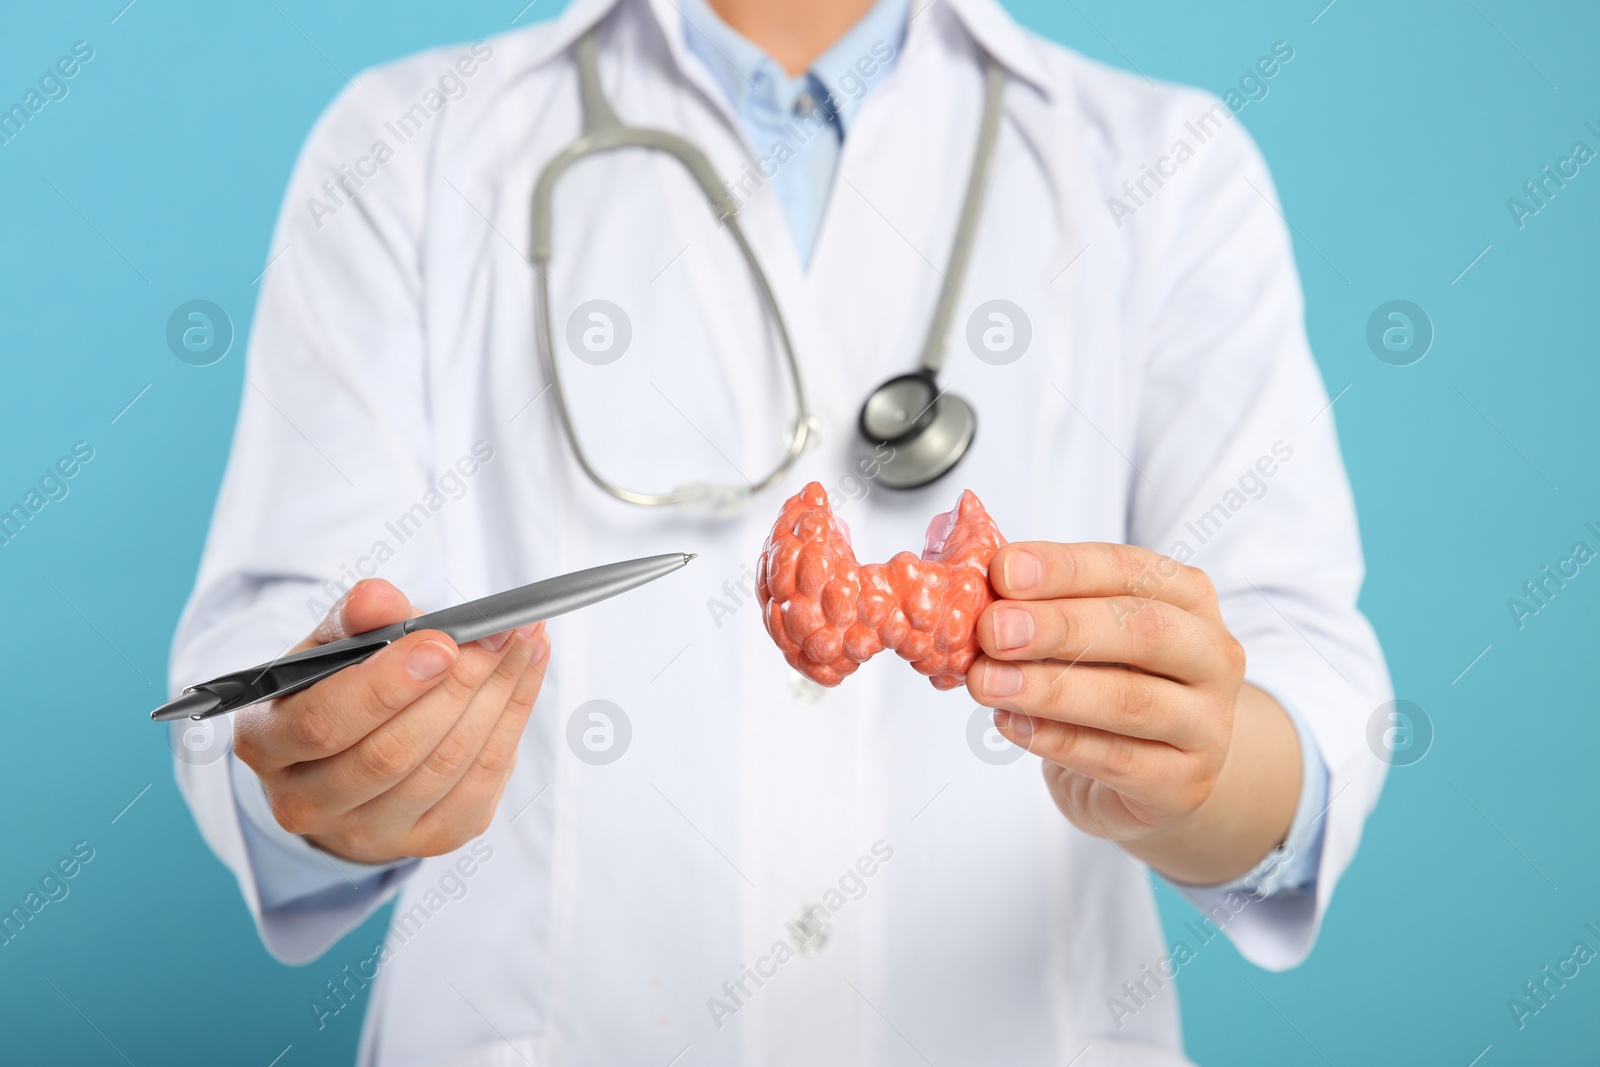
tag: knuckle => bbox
[497,641,533,677]
[1106,595,1139,632]
[231,725,264,768]
[507,680,542,717]
[270,793,320,835]
[1179,765,1216,811]
[356,668,414,719]
[1050,722,1086,766]
[474,736,517,778]
[1106,548,1131,589]
[289,708,340,758]
[1104,736,1141,779]
[1221,633,1247,675]
[1127,601,1171,651]
[1111,545,1145,591]
[1041,662,1077,710]
[336,822,384,862]
[1051,601,1082,647]
[1113,677,1155,735]
[1053,545,1079,590]
[422,731,477,780]
[433,663,482,708]
[355,729,414,781]
[1182,565,1217,604]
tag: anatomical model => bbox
[757,482,1007,690]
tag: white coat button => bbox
[788,902,831,956]
[788,670,825,705]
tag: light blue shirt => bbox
[680,0,909,266]
[238,1,1329,908]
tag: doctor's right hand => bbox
[231,579,552,865]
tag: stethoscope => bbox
[531,27,1006,509]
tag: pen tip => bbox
[151,690,222,722]
[683,553,697,563]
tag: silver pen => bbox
[151,552,696,722]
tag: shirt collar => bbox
[809,0,909,130]
[677,0,769,115]
[679,0,909,134]
[523,0,1053,106]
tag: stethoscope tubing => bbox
[530,23,1005,505]
[531,29,809,509]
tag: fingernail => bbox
[1003,550,1042,591]
[530,635,551,669]
[993,708,1012,731]
[984,662,1023,698]
[479,630,512,652]
[516,621,543,641]
[407,642,455,681]
[992,607,1033,651]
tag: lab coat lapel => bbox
[806,6,985,414]
[914,0,1054,94]
[519,0,626,66]
[807,0,1061,396]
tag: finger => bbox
[1039,763,1159,842]
[966,659,1203,746]
[239,579,431,771]
[990,709,1181,793]
[991,542,1220,617]
[241,630,462,771]
[305,579,509,656]
[291,579,417,654]
[453,636,549,797]
[287,624,528,806]
[400,641,550,853]
[978,595,1228,682]
[403,756,518,858]
[360,624,548,823]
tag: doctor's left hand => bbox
[966,542,1303,886]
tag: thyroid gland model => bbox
[756,481,1007,690]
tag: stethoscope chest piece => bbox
[859,372,976,490]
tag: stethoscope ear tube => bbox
[856,57,1006,490]
[530,26,811,509]
[912,58,1007,380]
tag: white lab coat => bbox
[169,0,1391,1062]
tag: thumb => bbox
[294,579,417,653]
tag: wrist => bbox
[1123,684,1301,885]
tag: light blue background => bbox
[1,1,1596,1063]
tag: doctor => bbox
[171,0,1390,1062]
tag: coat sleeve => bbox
[168,60,461,964]
[1123,93,1392,971]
